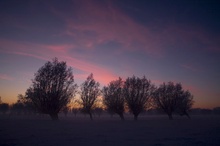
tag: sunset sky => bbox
[0,0,219,109]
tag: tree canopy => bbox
[123,76,154,120]
[103,77,125,120]
[153,82,194,120]
[79,73,101,120]
[25,58,77,120]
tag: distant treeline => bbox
[0,103,220,117]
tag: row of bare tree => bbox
[103,76,194,120]
[3,58,194,120]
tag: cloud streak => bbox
[0,74,13,81]
[181,64,198,72]
[0,38,117,85]
[51,0,163,56]
[50,0,220,62]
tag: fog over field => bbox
[1,115,220,146]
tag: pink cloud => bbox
[181,83,200,94]
[43,44,75,54]
[63,56,118,85]
[181,64,198,72]
[0,39,118,85]
[151,79,164,86]
[51,1,163,57]
[53,0,220,60]
[0,74,13,81]
[1,1,218,86]
[11,52,48,61]
[36,43,119,84]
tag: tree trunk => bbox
[134,114,138,121]
[168,113,173,120]
[50,113,59,120]
[184,111,191,119]
[89,112,93,120]
[119,113,124,121]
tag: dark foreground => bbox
[0,115,220,146]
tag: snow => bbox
[1,114,220,146]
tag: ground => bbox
[0,114,220,146]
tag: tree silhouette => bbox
[25,58,77,120]
[17,94,36,114]
[103,77,125,120]
[213,107,220,115]
[93,107,104,117]
[177,90,194,118]
[123,76,153,120]
[0,103,9,114]
[10,102,24,115]
[62,105,70,117]
[0,96,9,114]
[79,73,100,120]
[153,82,193,120]
[71,107,81,117]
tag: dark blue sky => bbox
[0,0,219,108]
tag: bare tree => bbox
[103,77,125,120]
[17,94,36,114]
[123,76,153,120]
[79,73,100,120]
[177,90,194,119]
[17,94,26,103]
[25,58,77,120]
[153,82,193,120]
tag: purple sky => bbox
[0,0,220,108]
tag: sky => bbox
[0,0,219,109]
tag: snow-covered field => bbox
[1,114,220,146]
